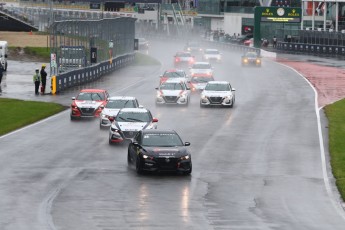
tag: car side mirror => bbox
[72,97,76,100]
[152,118,158,122]
[100,105,105,109]
[232,88,236,91]
[139,104,144,108]
[4,54,8,58]
[155,87,158,90]
[186,87,190,90]
[132,141,139,145]
[185,142,191,146]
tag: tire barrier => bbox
[277,42,345,57]
[54,53,135,94]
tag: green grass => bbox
[23,47,51,59]
[0,98,66,136]
[324,98,345,200]
[133,52,161,66]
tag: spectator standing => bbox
[40,64,47,94]
[0,62,3,85]
[273,36,277,48]
[33,68,41,95]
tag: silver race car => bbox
[200,81,236,108]
[100,96,141,129]
[155,79,191,106]
[109,108,158,144]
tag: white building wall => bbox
[210,18,224,31]
[223,13,253,35]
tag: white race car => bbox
[155,78,190,106]
[200,81,236,108]
[109,108,158,144]
[202,49,222,62]
[189,62,214,78]
[100,96,141,129]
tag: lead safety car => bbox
[99,96,141,129]
[108,108,158,144]
[70,89,110,120]
[155,79,190,106]
[200,81,236,108]
[127,129,192,175]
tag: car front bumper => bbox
[200,96,233,106]
[141,158,192,173]
[156,96,188,105]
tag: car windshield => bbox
[205,83,230,91]
[191,76,214,83]
[163,71,185,78]
[116,111,151,122]
[205,50,219,54]
[192,64,211,69]
[142,133,183,147]
[160,82,184,90]
[245,52,258,58]
[106,100,136,109]
[77,92,105,101]
[176,53,191,57]
[187,42,199,47]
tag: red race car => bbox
[70,89,110,120]
[159,69,188,84]
[174,51,195,67]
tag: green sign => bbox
[254,7,302,48]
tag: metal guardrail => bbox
[277,42,345,57]
[54,53,135,93]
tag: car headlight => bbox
[71,105,78,109]
[146,123,155,129]
[180,91,188,97]
[110,127,119,132]
[143,154,154,160]
[180,155,190,160]
[201,95,207,100]
[156,91,163,98]
[243,59,248,63]
[256,59,261,63]
[225,94,233,100]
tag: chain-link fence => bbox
[49,17,135,75]
[48,17,136,93]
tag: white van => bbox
[0,41,8,71]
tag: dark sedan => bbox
[241,51,262,67]
[128,130,192,175]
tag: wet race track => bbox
[1,39,345,230]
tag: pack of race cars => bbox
[69,43,261,175]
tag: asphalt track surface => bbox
[1,40,345,230]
